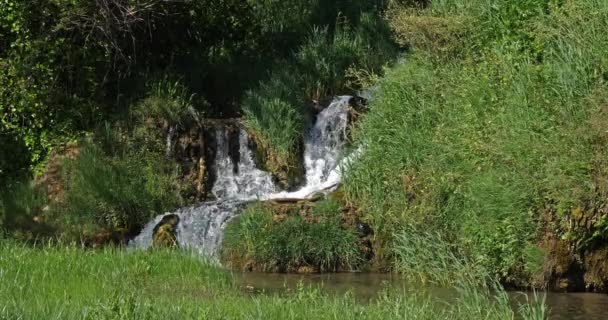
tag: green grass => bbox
[49,140,182,240]
[133,77,203,127]
[343,0,608,283]
[0,241,546,319]
[221,200,363,272]
[242,70,307,185]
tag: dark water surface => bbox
[234,272,608,320]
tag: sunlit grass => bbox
[0,242,546,319]
[344,0,608,281]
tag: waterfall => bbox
[211,129,276,200]
[130,96,354,256]
[268,96,350,199]
[165,125,176,159]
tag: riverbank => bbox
[0,242,547,319]
[343,0,608,292]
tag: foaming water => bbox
[130,96,355,256]
[211,129,276,200]
[268,96,351,199]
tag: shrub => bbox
[0,129,30,184]
[0,180,46,234]
[52,141,182,239]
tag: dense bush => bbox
[47,78,205,240]
[0,180,47,237]
[0,130,30,185]
[222,200,363,272]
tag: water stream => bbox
[131,96,353,255]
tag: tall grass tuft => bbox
[242,70,307,182]
[221,200,363,272]
[134,76,202,127]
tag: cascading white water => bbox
[130,96,354,256]
[211,128,276,200]
[165,125,176,159]
[268,96,350,199]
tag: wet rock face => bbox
[537,237,608,293]
[171,125,209,203]
[152,214,180,248]
[584,248,608,292]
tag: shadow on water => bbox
[233,272,608,320]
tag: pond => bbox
[234,272,608,320]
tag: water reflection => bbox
[234,272,608,320]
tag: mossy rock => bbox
[152,214,180,248]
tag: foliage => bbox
[392,225,477,285]
[296,16,396,101]
[222,200,363,272]
[0,129,30,184]
[242,69,306,183]
[0,0,398,181]
[134,77,200,127]
[344,0,608,282]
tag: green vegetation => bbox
[0,0,392,175]
[222,200,363,272]
[0,180,47,237]
[344,0,608,286]
[0,0,397,239]
[0,242,546,319]
[2,0,608,317]
[50,141,182,241]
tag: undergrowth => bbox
[242,16,396,186]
